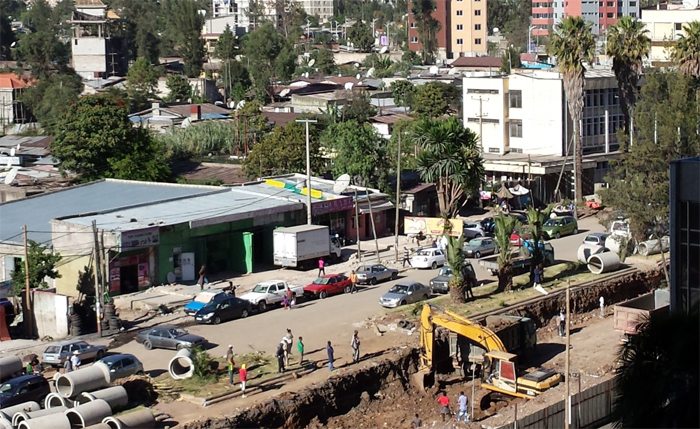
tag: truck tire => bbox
[258,301,267,312]
[400,300,407,306]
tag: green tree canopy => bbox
[244,22,297,100]
[412,81,459,118]
[215,24,239,61]
[414,117,484,216]
[411,0,440,64]
[494,213,519,292]
[311,47,336,75]
[671,21,700,78]
[10,241,61,296]
[341,93,377,123]
[110,0,161,64]
[243,121,324,178]
[163,0,205,77]
[391,80,416,112]
[17,0,71,76]
[51,95,171,181]
[348,21,374,52]
[165,74,192,102]
[0,7,15,61]
[20,72,83,134]
[220,60,251,102]
[126,57,161,110]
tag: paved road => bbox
[113,216,605,374]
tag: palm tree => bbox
[525,205,552,283]
[606,16,651,137]
[612,310,699,428]
[548,17,595,203]
[494,214,520,292]
[671,21,700,77]
[414,117,484,217]
[411,0,441,64]
[445,234,469,303]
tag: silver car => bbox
[463,237,498,258]
[42,341,107,367]
[356,264,399,285]
[379,282,431,308]
[135,325,207,350]
[98,354,144,380]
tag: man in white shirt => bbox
[457,391,469,422]
[70,351,81,370]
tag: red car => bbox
[303,274,352,299]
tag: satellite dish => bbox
[379,46,388,54]
[10,42,16,48]
[493,27,500,34]
[333,174,351,193]
[279,88,290,97]
[355,73,361,79]
[308,58,316,67]
[354,63,360,68]
[344,82,354,90]
[4,168,18,185]
[9,148,15,156]
[367,67,375,77]
[228,100,236,109]
[429,65,439,75]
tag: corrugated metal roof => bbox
[0,73,30,90]
[0,180,222,244]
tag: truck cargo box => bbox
[613,289,670,335]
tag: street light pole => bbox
[296,119,318,225]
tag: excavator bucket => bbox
[410,367,435,391]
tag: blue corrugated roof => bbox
[0,179,223,244]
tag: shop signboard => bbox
[404,217,463,237]
[120,227,160,250]
[312,196,353,216]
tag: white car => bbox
[239,280,303,312]
[463,223,485,239]
[410,248,446,269]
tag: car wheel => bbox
[144,341,153,350]
[319,291,328,299]
[474,251,481,259]
[344,286,351,294]
[241,309,249,318]
[573,228,579,234]
[431,261,437,269]
[400,300,407,306]
[370,277,377,285]
[96,350,105,359]
[555,232,561,239]
[391,272,398,280]
[258,301,267,312]
[213,315,221,325]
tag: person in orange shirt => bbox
[349,270,358,294]
[437,391,451,422]
[239,364,248,398]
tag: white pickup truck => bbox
[239,280,303,312]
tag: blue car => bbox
[184,290,229,316]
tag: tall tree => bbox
[220,60,251,102]
[311,47,336,75]
[126,57,160,110]
[348,21,374,52]
[51,95,171,181]
[526,205,552,281]
[215,24,238,61]
[612,311,699,428]
[414,117,484,216]
[671,21,700,78]
[20,72,83,134]
[17,0,71,76]
[606,16,650,137]
[163,0,205,77]
[411,0,440,64]
[165,74,192,102]
[548,16,595,202]
[446,234,469,303]
[10,241,61,296]
[111,0,161,64]
[341,92,377,123]
[0,8,15,61]
[391,80,416,113]
[412,81,459,118]
[243,22,296,100]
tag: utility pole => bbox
[472,95,487,208]
[565,280,571,429]
[354,188,362,262]
[296,119,317,225]
[394,132,402,262]
[367,189,381,262]
[22,225,32,339]
[92,220,102,336]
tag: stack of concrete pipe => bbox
[168,348,195,380]
[54,363,112,398]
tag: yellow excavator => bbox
[417,304,561,399]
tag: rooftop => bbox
[0,180,221,244]
[451,56,502,68]
[0,73,30,90]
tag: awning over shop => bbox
[358,200,394,214]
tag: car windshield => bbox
[438,267,452,276]
[313,277,330,285]
[0,383,12,394]
[467,239,484,246]
[251,284,270,293]
[45,346,61,353]
[168,328,187,337]
[544,219,564,227]
[389,285,409,294]
[584,235,599,242]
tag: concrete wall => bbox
[33,289,69,340]
[642,8,700,64]
[462,74,508,154]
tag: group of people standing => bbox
[271,328,361,374]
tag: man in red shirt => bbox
[437,391,451,421]
[239,364,248,398]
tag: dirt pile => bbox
[184,347,419,429]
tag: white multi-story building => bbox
[300,0,334,22]
[641,3,700,66]
[69,0,111,79]
[462,68,623,199]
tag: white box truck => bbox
[273,225,342,268]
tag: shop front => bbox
[311,196,354,241]
[109,227,159,295]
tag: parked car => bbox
[429,264,477,295]
[194,296,252,324]
[135,325,207,350]
[463,223,485,239]
[303,274,352,299]
[463,237,498,258]
[543,216,579,239]
[42,341,107,367]
[98,354,144,380]
[583,232,610,246]
[356,264,398,285]
[184,290,230,316]
[0,375,50,408]
[410,248,446,269]
[239,281,304,312]
[379,282,431,308]
[480,217,496,235]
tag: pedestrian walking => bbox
[276,343,285,373]
[457,391,469,422]
[437,391,451,422]
[351,330,360,363]
[559,309,566,337]
[402,247,412,267]
[63,358,72,373]
[70,351,81,371]
[238,364,247,398]
[281,329,293,366]
[349,270,358,293]
[533,263,544,288]
[226,345,235,385]
[411,413,422,428]
[286,287,295,309]
[197,265,207,290]
[228,281,236,298]
[282,293,289,310]
[599,296,605,318]
[326,341,335,371]
[318,258,326,276]
[297,336,305,365]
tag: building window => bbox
[630,11,636,17]
[411,36,418,43]
[675,22,683,31]
[410,21,416,28]
[607,1,613,5]
[510,148,523,153]
[509,90,522,108]
[457,24,464,30]
[457,38,464,45]
[475,9,481,15]
[607,12,614,17]
[457,10,463,15]
[629,1,636,5]
[510,119,523,138]
[475,38,482,44]
[475,24,481,30]
[488,148,500,153]
[467,89,499,94]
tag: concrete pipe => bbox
[577,244,605,264]
[587,252,622,274]
[0,417,11,429]
[65,399,112,428]
[637,237,670,256]
[12,406,67,426]
[17,413,71,429]
[83,424,111,429]
[168,348,194,380]
[45,393,75,409]
[0,356,23,381]
[102,409,156,429]
[78,386,128,412]
[55,363,111,398]
[0,402,41,420]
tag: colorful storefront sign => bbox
[404,217,464,237]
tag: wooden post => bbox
[22,225,32,338]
